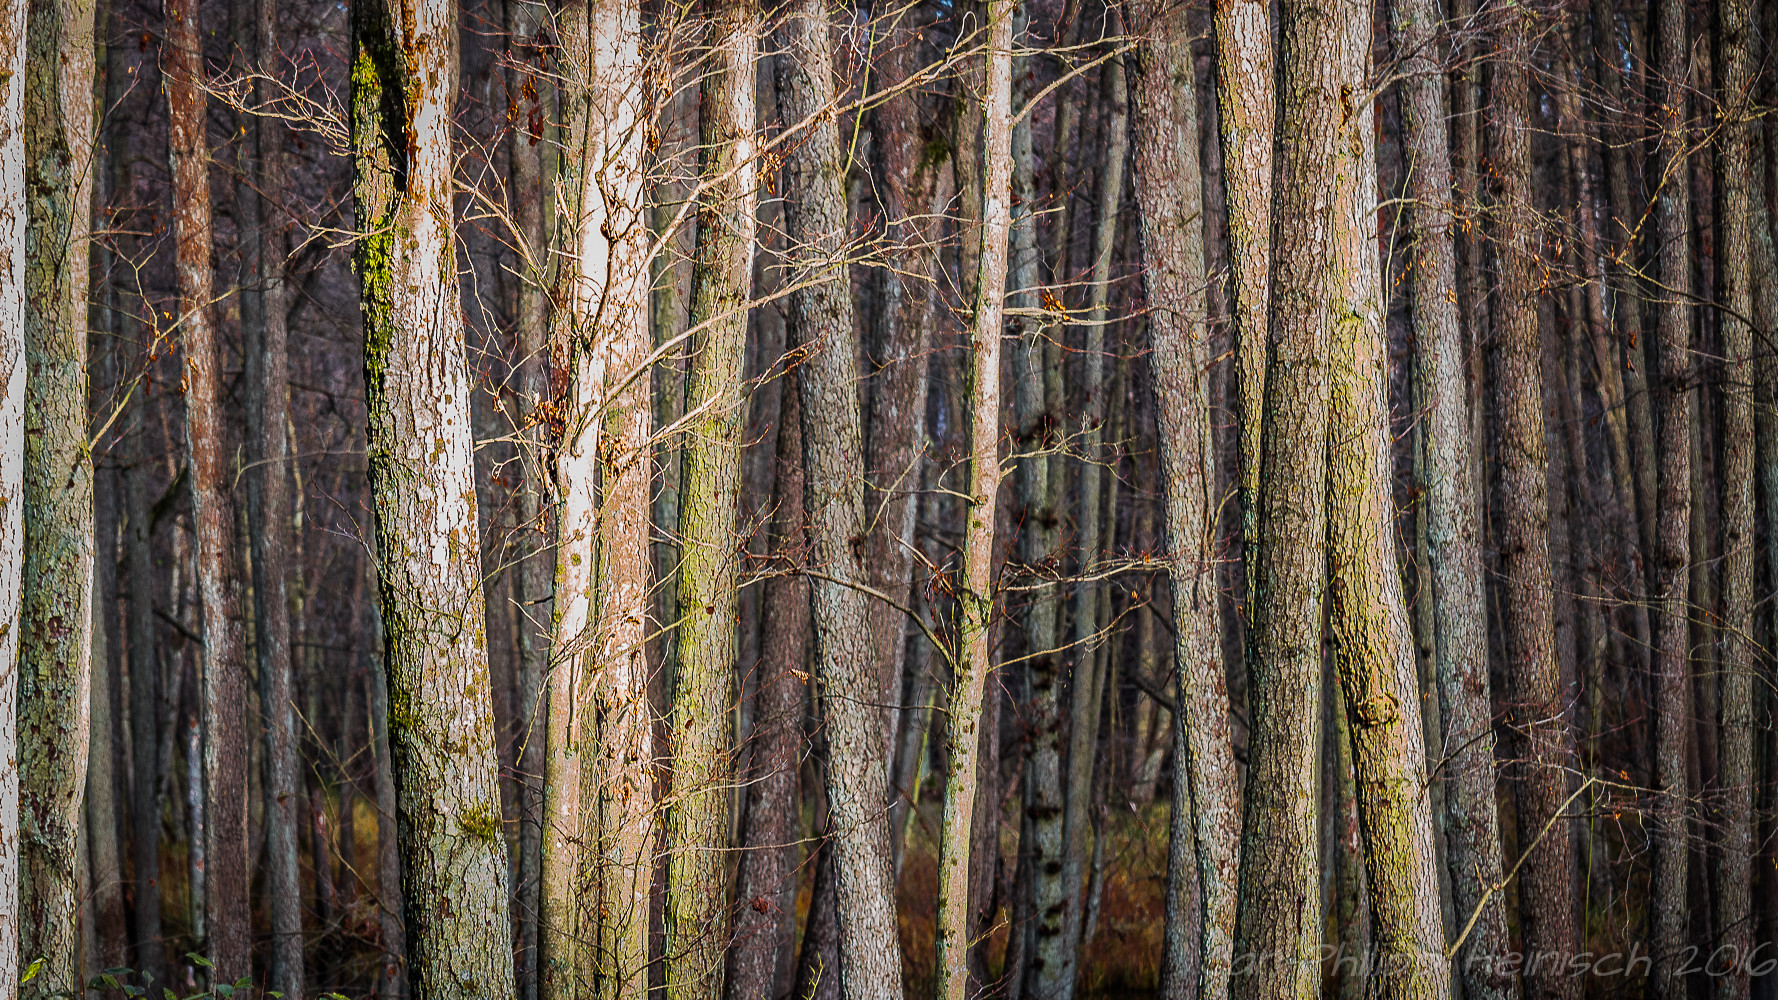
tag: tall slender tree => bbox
[1128,6,1237,999]
[1392,0,1511,992]
[1490,10,1578,998]
[1648,0,1695,989]
[772,4,906,997]
[18,0,95,985]
[350,0,519,993]
[935,2,1011,995]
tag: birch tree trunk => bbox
[1392,0,1510,991]
[350,0,519,994]
[934,3,1011,995]
[539,0,656,994]
[18,0,95,984]
[0,0,25,992]
[164,0,253,977]
[1648,0,1694,988]
[238,0,304,987]
[1128,6,1237,998]
[1322,16,1450,990]
[666,3,756,995]
[772,6,906,998]
[1490,15,1578,998]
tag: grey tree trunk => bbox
[125,444,163,982]
[0,0,23,987]
[18,0,96,987]
[1129,7,1238,998]
[772,5,907,998]
[350,0,520,994]
[236,0,304,988]
[1392,0,1511,992]
[935,3,1011,995]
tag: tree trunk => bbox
[1649,0,1694,989]
[235,0,304,987]
[349,0,520,994]
[125,443,163,982]
[86,493,127,970]
[18,0,96,985]
[540,0,656,994]
[1130,7,1238,999]
[772,6,906,998]
[0,0,23,989]
[1393,0,1511,992]
[1054,46,1128,998]
[1322,20,1450,988]
[934,2,1010,995]
[1212,0,1273,620]
[1490,14,1580,998]
[724,371,805,1000]
[366,563,409,1000]
[1711,0,1757,995]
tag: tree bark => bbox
[0,0,22,989]
[724,372,805,1000]
[125,444,163,982]
[1711,0,1756,994]
[1129,7,1237,999]
[539,0,656,994]
[350,0,520,994]
[934,2,1010,995]
[18,0,96,985]
[1648,0,1694,989]
[1490,14,1579,999]
[236,0,304,987]
[1212,0,1272,621]
[665,3,756,995]
[772,6,906,998]
[1392,0,1510,991]
[1322,21,1450,989]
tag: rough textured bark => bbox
[350,0,520,994]
[1322,26,1449,991]
[1490,16,1578,999]
[539,0,656,993]
[164,0,254,979]
[0,0,24,988]
[1712,0,1756,994]
[1212,0,1272,615]
[666,3,756,995]
[1392,0,1510,991]
[772,6,906,998]
[1129,7,1237,998]
[934,3,1010,995]
[18,0,95,986]
[238,0,304,987]
[1227,0,1359,985]
[1648,0,1693,989]
[724,374,804,1000]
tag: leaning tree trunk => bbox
[539,0,655,994]
[1322,16,1450,992]
[934,2,1011,996]
[1228,0,1356,987]
[1212,0,1272,616]
[1490,14,1579,999]
[1392,0,1510,992]
[1648,0,1694,989]
[237,0,304,989]
[1129,5,1237,998]
[17,0,94,987]
[772,5,906,999]
[349,0,519,996]
[0,1,25,994]
[165,0,252,979]
[666,3,756,996]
